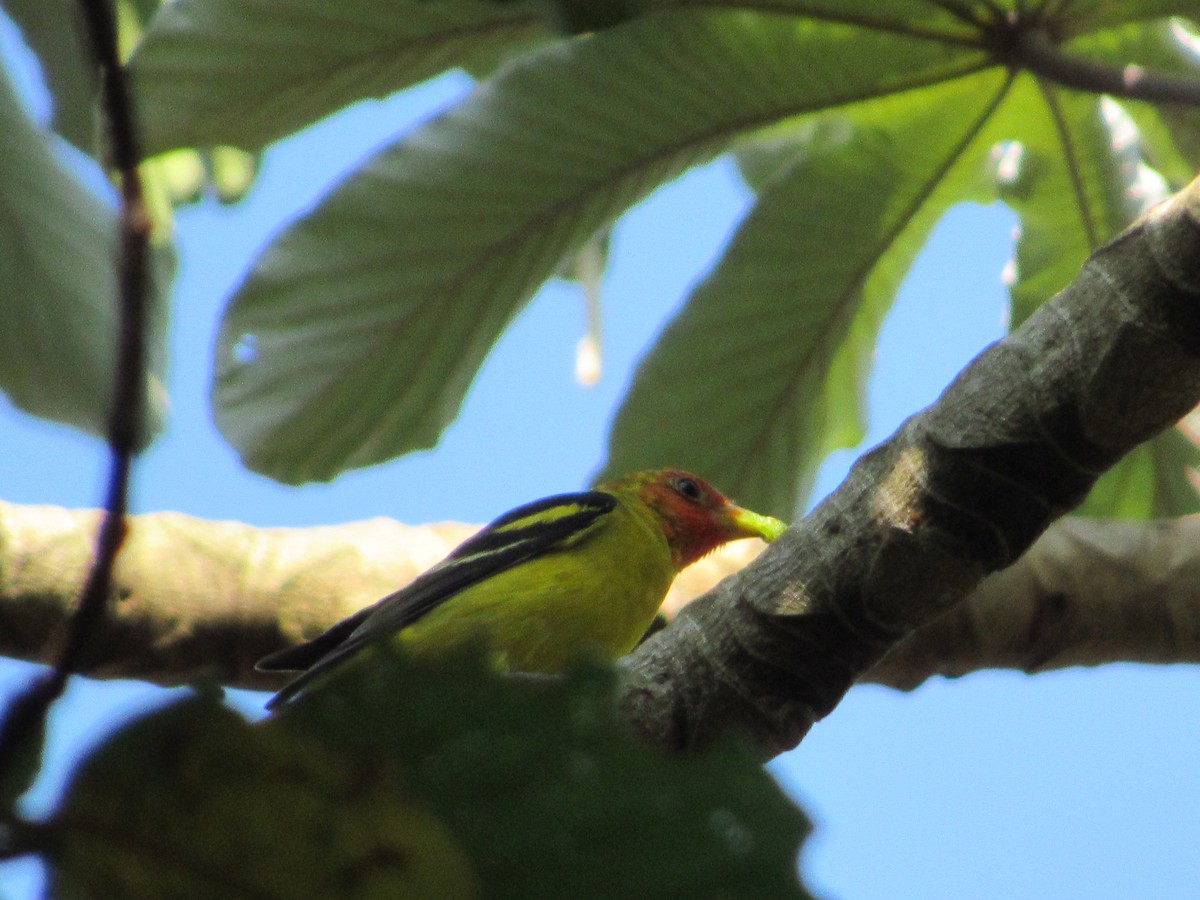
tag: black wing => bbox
[256,604,375,673]
[260,490,617,709]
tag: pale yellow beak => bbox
[728,505,788,543]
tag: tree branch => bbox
[0,504,476,690]
[618,175,1200,756]
[863,515,1200,689]
[1,503,1198,695]
[1007,27,1200,108]
[0,0,150,780]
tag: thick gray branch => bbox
[618,176,1200,757]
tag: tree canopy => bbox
[0,1,1198,897]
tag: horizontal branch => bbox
[862,515,1200,688]
[0,502,1197,696]
[0,503,474,690]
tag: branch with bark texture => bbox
[863,515,1200,689]
[619,176,1200,756]
[1,502,1198,695]
[3,177,1199,756]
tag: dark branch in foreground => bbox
[618,178,1200,756]
[0,0,150,781]
[1007,27,1200,108]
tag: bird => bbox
[257,469,786,709]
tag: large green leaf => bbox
[599,72,1014,517]
[128,0,996,155]
[1069,18,1200,187]
[667,0,983,32]
[995,82,1142,325]
[39,657,812,898]
[2,0,97,150]
[0,69,160,438]
[129,0,550,155]
[212,11,987,483]
[1051,0,1198,36]
[44,697,480,899]
[280,652,813,899]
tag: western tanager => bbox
[259,469,786,709]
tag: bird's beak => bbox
[727,505,787,543]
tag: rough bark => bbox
[617,176,1200,756]
[862,515,1200,688]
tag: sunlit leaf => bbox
[984,74,1195,517]
[993,81,1144,324]
[1079,426,1200,518]
[1069,18,1200,186]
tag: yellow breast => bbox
[398,500,675,672]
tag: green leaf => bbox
[129,0,550,155]
[1053,0,1199,36]
[1069,19,1200,187]
[212,11,988,483]
[1156,101,1200,176]
[3,0,98,151]
[123,0,164,29]
[38,659,811,898]
[1077,426,1200,518]
[1123,99,1200,191]
[995,79,1149,326]
[665,0,985,34]
[0,688,50,811]
[278,651,814,900]
[601,72,1013,517]
[44,696,480,899]
[0,68,167,440]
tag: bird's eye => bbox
[674,477,703,502]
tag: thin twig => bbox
[1011,28,1200,107]
[0,0,151,785]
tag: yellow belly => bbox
[397,501,674,672]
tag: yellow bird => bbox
[258,469,786,709]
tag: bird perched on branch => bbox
[258,469,786,709]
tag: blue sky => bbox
[1,45,1198,900]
